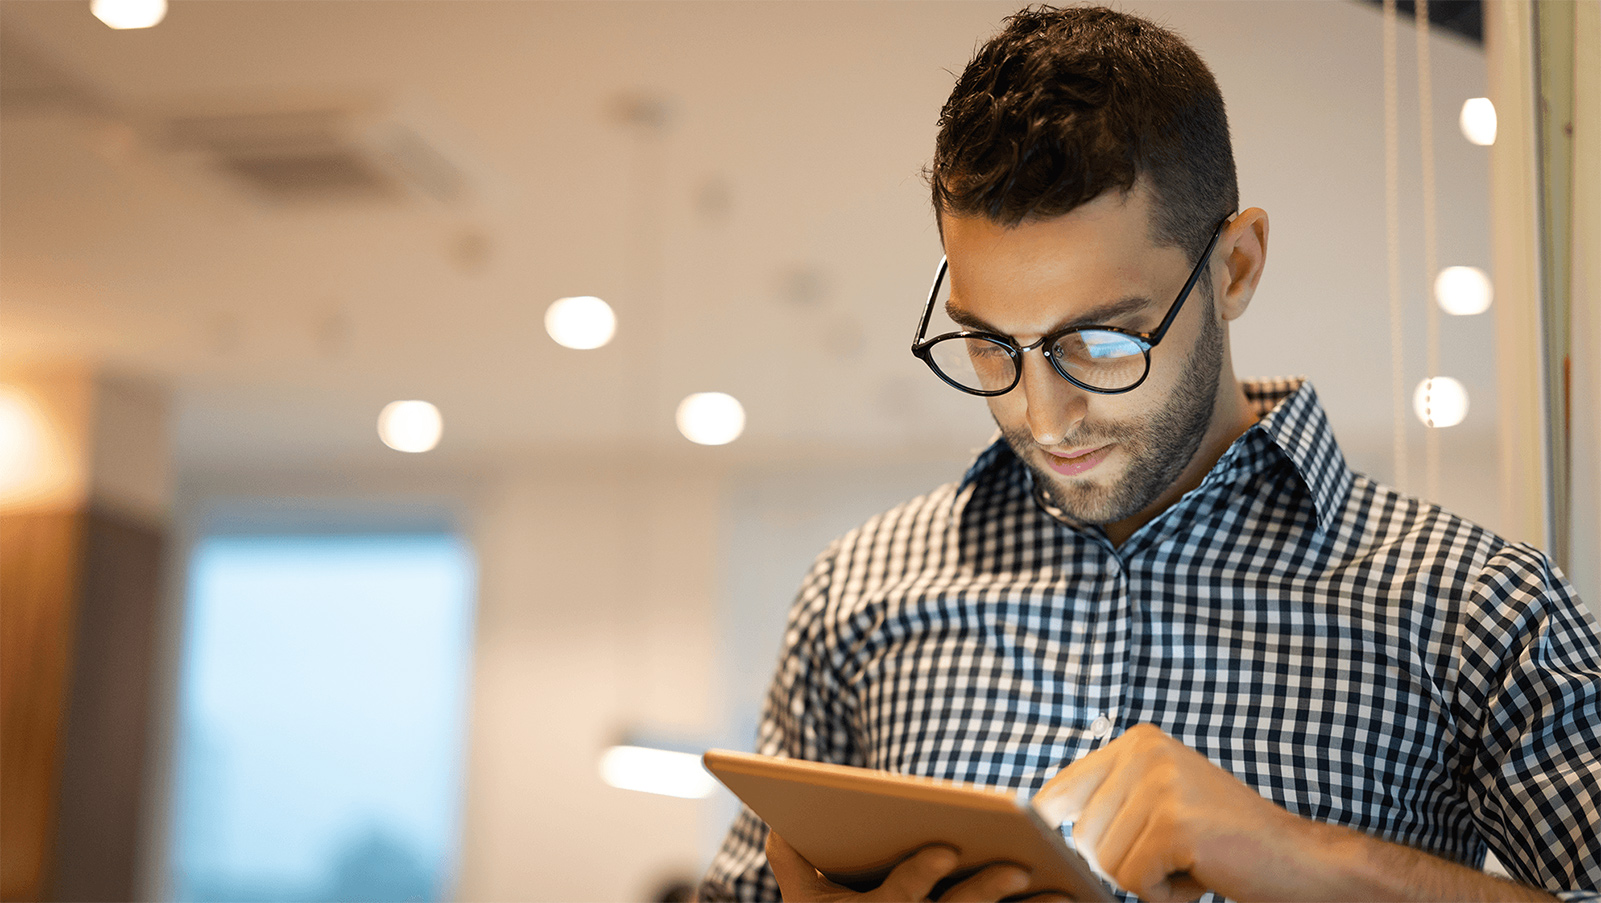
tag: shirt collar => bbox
[960,377,1355,535]
[1240,377,1354,532]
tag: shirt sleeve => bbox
[1458,545,1601,900]
[698,543,859,902]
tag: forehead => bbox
[938,189,1178,331]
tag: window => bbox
[168,534,476,903]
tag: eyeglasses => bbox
[910,217,1229,396]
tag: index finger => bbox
[1032,745,1119,827]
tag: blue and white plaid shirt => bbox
[701,378,1601,902]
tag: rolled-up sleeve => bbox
[1458,545,1601,900]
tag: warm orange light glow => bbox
[0,387,46,499]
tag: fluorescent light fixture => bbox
[1413,377,1469,429]
[377,400,443,453]
[676,392,745,446]
[1459,97,1496,146]
[1434,266,1492,316]
[545,296,617,350]
[598,745,716,799]
[91,0,167,29]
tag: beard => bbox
[1000,300,1224,526]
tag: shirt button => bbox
[1090,715,1112,739]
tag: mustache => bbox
[999,421,1145,449]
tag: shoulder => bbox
[817,440,1026,572]
[790,442,1029,623]
[1336,474,1587,622]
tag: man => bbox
[700,6,1601,902]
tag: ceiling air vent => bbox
[162,102,468,205]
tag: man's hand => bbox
[1032,724,1557,903]
[765,831,1062,902]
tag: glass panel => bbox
[168,534,476,903]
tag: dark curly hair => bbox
[930,5,1237,260]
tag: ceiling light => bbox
[1434,266,1493,316]
[1459,98,1496,146]
[1413,377,1469,429]
[545,296,616,350]
[91,0,167,29]
[676,392,745,446]
[377,401,443,453]
[598,745,716,799]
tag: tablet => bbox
[702,749,1114,902]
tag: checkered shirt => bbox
[700,378,1601,903]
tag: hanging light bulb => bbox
[91,0,167,29]
[1433,266,1493,316]
[1413,377,1469,429]
[1459,98,1496,146]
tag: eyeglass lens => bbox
[925,330,1148,393]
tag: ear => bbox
[1215,207,1268,322]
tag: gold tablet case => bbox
[703,749,1115,902]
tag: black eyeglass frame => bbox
[910,216,1231,396]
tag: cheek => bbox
[984,394,1023,428]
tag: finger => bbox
[1112,818,1202,903]
[1034,745,1119,827]
[873,845,960,902]
[765,832,841,900]
[1065,756,1143,872]
[1018,895,1074,903]
[936,863,1030,903]
[1083,765,1166,882]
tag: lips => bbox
[1042,444,1112,477]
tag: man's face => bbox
[940,189,1225,527]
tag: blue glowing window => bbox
[168,534,476,903]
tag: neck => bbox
[1102,372,1257,547]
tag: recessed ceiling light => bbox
[378,401,443,453]
[545,296,617,350]
[676,393,745,446]
[91,0,167,30]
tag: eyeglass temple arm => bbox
[912,257,950,346]
[1147,216,1231,344]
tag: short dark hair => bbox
[930,5,1237,259]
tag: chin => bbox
[1033,462,1140,526]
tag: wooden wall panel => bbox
[1,511,86,903]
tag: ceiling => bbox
[0,1,1493,475]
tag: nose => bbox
[1018,348,1087,446]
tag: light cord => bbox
[1416,0,1442,501]
[1384,0,1409,492]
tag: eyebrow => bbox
[944,294,1156,336]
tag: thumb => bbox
[766,831,840,899]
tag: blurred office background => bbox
[1,1,1595,902]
